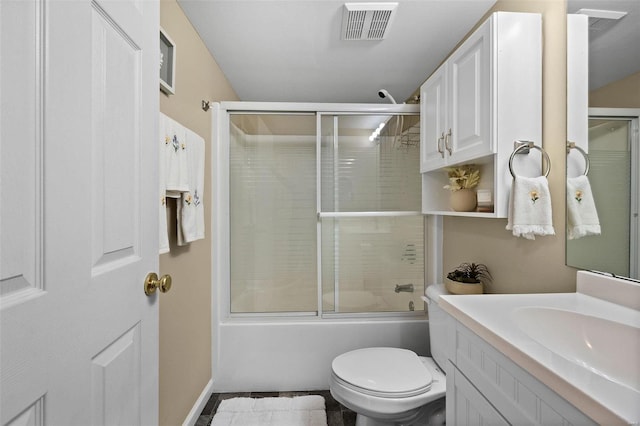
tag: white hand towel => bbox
[506,175,555,240]
[178,128,205,246]
[566,175,601,240]
[163,114,189,195]
[158,114,170,254]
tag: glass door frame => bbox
[316,111,426,318]
[213,101,443,321]
[587,108,640,279]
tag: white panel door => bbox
[448,20,491,164]
[0,0,160,425]
[420,64,448,172]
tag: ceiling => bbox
[177,0,495,103]
[178,0,640,103]
[567,0,640,91]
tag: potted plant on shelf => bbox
[445,262,491,295]
[443,164,480,212]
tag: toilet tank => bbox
[425,284,450,371]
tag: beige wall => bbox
[440,0,577,294]
[590,71,640,108]
[156,0,575,420]
[159,1,238,425]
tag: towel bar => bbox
[508,141,550,178]
[566,141,590,176]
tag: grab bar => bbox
[508,141,550,178]
[566,141,590,176]
[395,283,414,293]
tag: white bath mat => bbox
[210,395,327,426]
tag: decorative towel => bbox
[158,114,170,254]
[506,175,555,240]
[566,175,601,240]
[211,396,327,426]
[163,114,189,197]
[177,128,205,246]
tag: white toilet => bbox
[329,285,449,426]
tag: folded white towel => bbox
[158,114,170,254]
[163,115,189,194]
[506,175,555,240]
[566,175,601,240]
[178,128,205,246]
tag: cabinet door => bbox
[448,365,509,426]
[447,20,491,164]
[420,64,448,172]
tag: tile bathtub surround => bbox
[196,390,356,426]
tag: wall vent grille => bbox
[341,3,398,41]
[576,8,628,37]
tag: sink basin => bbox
[512,306,640,392]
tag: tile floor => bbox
[196,390,356,426]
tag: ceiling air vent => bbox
[576,8,627,36]
[341,2,398,41]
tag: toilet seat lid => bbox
[332,348,432,397]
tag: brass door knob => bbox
[144,272,172,296]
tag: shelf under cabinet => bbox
[421,157,501,217]
[425,210,498,218]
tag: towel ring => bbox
[566,142,590,176]
[508,142,550,178]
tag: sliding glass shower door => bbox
[229,113,318,313]
[228,109,423,315]
[319,114,423,314]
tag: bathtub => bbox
[211,101,439,392]
[211,315,429,392]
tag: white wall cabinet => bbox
[420,12,542,217]
[419,13,492,173]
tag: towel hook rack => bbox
[202,100,213,112]
[508,141,550,178]
[566,141,590,176]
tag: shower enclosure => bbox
[211,102,440,391]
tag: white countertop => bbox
[438,271,640,425]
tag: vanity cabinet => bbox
[445,318,597,426]
[420,11,542,217]
[448,364,509,425]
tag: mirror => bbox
[566,1,640,279]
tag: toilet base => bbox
[353,397,445,426]
[355,414,390,426]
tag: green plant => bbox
[443,165,480,192]
[447,262,492,284]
